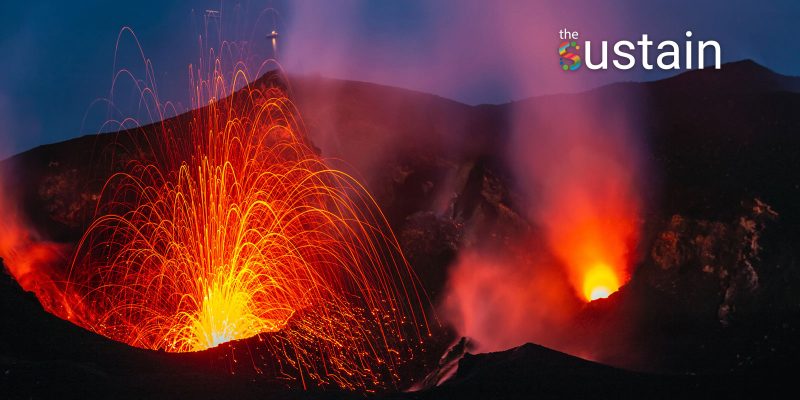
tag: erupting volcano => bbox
[3,2,798,397]
[551,205,636,303]
[0,41,429,389]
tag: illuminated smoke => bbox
[509,93,641,303]
[391,2,646,356]
[440,249,580,352]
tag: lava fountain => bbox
[0,34,429,389]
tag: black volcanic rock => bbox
[394,342,780,399]
[646,199,778,325]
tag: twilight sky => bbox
[1,0,798,158]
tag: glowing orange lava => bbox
[0,49,429,389]
[544,188,637,303]
[72,76,426,381]
[582,263,620,301]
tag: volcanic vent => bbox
[0,63,430,389]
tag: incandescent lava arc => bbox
[0,43,429,389]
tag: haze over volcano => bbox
[2,1,800,398]
[2,59,799,399]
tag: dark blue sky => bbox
[1,0,799,158]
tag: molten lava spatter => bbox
[65,73,427,386]
[0,45,428,388]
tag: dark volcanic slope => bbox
[2,60,800,398]
[644,60,800,224]
[395,343,768,400]
[0,261,349,400]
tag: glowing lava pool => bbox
[582,263,621,301]
[74,73,424,358]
